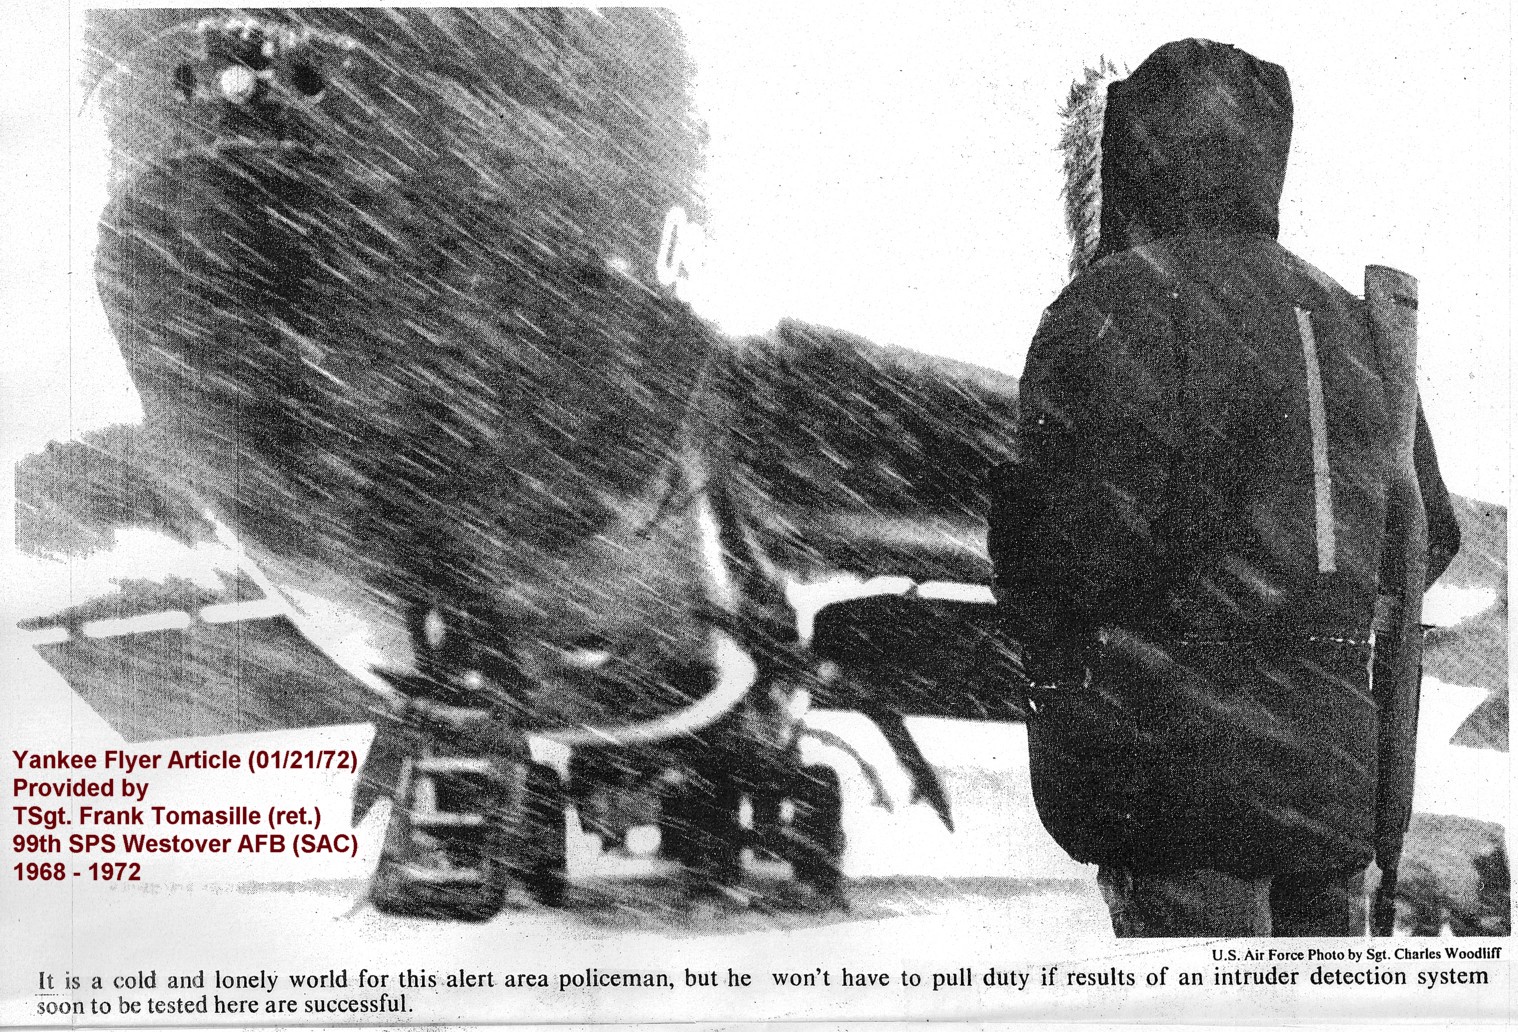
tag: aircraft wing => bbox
[14,429,384,741]
[14,315,1028,743]
[724,319,1019,585]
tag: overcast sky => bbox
[681,1,1512,504]
[3,2,1510,504]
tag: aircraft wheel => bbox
[368,756,509,922]
[657,779,699,867]
[660,775,744,894]
[787,764,847,907]
[369,795,417,915]
[745,789,785,861]
[516,762,569,907]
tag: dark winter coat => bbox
[989,39,1460,875]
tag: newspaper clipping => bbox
[2,3,1510,1027]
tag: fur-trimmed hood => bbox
[1061,39,1294,278]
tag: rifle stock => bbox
[1364,265,1428,936]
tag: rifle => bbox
[1365,266,1428,936]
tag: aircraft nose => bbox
[87,15,365,176]
[171,17,350,109]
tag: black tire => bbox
[659,773,744,892]
[657,780,701,867]
[788,765,846,904]
[368,795,419,916]
[369,764,509,922]
[517,763,569,907]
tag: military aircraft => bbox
[18,7,1032,921]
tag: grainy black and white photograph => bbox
[1,2,1510,1026]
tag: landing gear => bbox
[367,603,569,920]
[363,603,850,920]
[653,756,848,911]
[370,732,511,922]
[369,711,571,921]
[514,762,569,907]
[659,770,746,899]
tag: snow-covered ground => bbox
[3,523,1504,883]
[1,515,1508,1025]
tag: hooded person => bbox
[988,39,1461,936]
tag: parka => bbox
[989,39,1461,876]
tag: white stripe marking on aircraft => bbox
[16,626,72,646]
[19,591,289,645]
[82,611,194,639]
[198,598,288,624]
